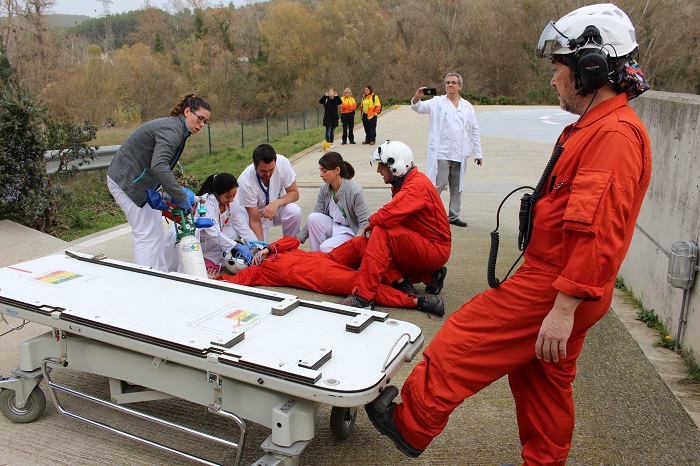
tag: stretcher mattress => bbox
[0,251,423,400]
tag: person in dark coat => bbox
[320,88,342,145]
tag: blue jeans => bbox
[325,126,336,143]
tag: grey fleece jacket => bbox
[107,115,190,207]
[298,178,369,242]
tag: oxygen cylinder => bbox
[178,234,208,278]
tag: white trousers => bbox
[264,203,302,242]
[107,176,168,272]
[306,212,354,253]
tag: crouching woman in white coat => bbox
[165,173,256,275]
[298,152,369,253]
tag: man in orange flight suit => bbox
[218,235,445,315]
[364,4,653,465]
[339,140,452,310]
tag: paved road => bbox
[1,105,699,466]
[477,107,578,143]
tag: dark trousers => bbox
[324,125,336,143]
[341,113,355,143]
[362,115,377,143]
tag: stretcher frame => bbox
[0,251,424,465]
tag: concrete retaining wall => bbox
[622,91,700,358]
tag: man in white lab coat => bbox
[411,72,483,227]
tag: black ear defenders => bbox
[569,25,611,93]
[576,47,610,92]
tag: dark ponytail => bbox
[197,173,238,196]
[169,93,211,117]
[319,152,355,179]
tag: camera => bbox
[423,88,437,96]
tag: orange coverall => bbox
[353,168,451,301]
[218,236,415,309]
[393,93,652,464]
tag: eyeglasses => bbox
[190,109,209,125]
[445,80,460,85]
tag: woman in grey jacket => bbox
[298,152,369,253]
[107,93,211,272]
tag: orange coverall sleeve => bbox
[369,175,425,230]
[267,236,301,253]
[552,125,649,299]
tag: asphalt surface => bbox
[1,104,699,465]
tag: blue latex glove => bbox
[145,190,170,211]
[232,242,253,265]
[175,187,195,214]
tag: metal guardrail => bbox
[45,145,120,174]
[43,107,325,175]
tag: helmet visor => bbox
[537,21,569,59]
[370,145,386,167]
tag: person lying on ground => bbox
[217,236,445,316]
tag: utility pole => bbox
[99,0,115,54]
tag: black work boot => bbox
[425,266,447,294]
[365,390,423,458]
[392,278,419,295]
[417,295,445,317]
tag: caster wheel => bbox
[0,386,47,423]
[330,406,357,439]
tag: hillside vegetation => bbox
[1,0,698,127]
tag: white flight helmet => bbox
[536,3,637,59]
[370,140,414,178]
[223,250,248,275]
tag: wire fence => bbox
[241,108,323,148]
[199,108,324,155]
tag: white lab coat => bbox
[411,95,482,192]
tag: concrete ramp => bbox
[0,220,68,268]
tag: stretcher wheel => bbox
[330,406,357,439]
[0,387,47,423]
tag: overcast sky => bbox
[51,1,259,18]
[51,0,151,17]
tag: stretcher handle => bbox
[381,332,411,373]
[0,313,29,338]
[41,358,246,466]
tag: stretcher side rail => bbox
[41,356,246,466]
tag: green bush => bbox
[0,81,58,231]
[0,80,105,234]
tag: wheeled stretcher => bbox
[0,251,424,465]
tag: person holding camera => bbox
[319,87,342,146]
[339,88,357,145]
[411,73,483,228]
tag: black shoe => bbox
[417,295,445,317]
[425,266,447,295]
[449,219,468,227]
[339,293,375,309]
[350,141,356,144]
[341,142,347,145]
[392,279,419,296]
[365,399,423,458]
